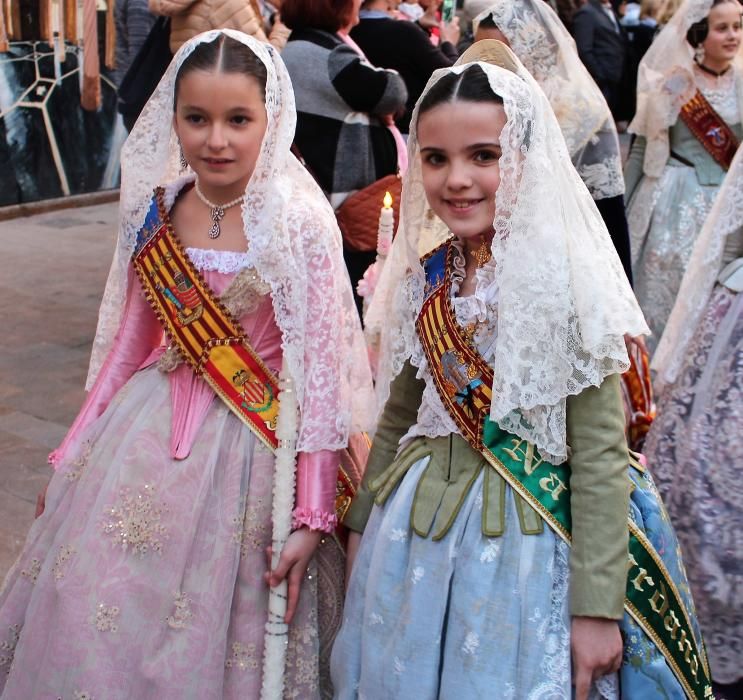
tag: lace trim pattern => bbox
[697,68,740,126]
[184,247,252,274]
[476,0,625,199]
[87,31,375,452]
[368,58,647,463]
[291,507,338,534]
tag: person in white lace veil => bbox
[473,1,634,283]
[0,29,373,698]
[624,0,743,353]
[369,45,646,467]
[328,42,679,700]
[643,144,743,691]
[94,31,374,449]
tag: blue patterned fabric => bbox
[618,466,706,699]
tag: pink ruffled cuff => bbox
[293,449,340,532]
[291,507,338,534]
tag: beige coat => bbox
[149,0,289,52]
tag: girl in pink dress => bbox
[0,30,373,699]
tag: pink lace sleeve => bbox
[292,450,339,533]
[49,266,162,468]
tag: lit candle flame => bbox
[383,191,393,209]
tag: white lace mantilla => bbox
[89,30,375,452]
[184,247,252,274]
[653,140,743,386]
[367,48,647,464]
[475,0,625,200]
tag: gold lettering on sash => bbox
[631,567,654,592]
[503,439,545,475]
[539,473,567,501]
[664,609,682,639]
[689,653,699,682]
[649,581,670,616]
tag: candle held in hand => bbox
[377,191,394,256]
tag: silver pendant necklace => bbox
[194,181,244,239]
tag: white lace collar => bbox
[185,247,252,274]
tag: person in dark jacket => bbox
[280,0,408,314]
[351,0,460,133]
[572,0,628,116]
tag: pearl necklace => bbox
[194,181,244,239]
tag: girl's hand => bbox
[571,617,623,700]
[265,527,322,624]
[35,481,49,518]
[345,530,362,590]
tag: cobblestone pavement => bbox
[0,201,118,579]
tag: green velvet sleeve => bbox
[343,360,425,533]
[566,374,629,620]
[623,135,647,204]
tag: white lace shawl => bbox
[366,42,648,464]
[629,0,743,178]
[87,29,375,452]
[474,0,624,200]
[653,144,743,387]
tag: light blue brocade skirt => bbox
[330,457,618,699]
[331,454,696,699]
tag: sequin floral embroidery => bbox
[225,641,259,671]
[53,545,76,580]
[92,603,120,632]
[0,624,20,670]
[64,441,92,482]
[166,591,193,630]
[20,558,41,584]
[100,484,169,556]
[231,499,267,558]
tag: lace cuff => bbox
[291,507,338,533]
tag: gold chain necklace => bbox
[194,181,244,239]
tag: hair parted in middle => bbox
[173,34,269,109]
[417,64,504,123]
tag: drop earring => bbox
[694,44,705,64]
[179,144,188,171]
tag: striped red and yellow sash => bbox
[132,191,280,450]
[679,90,739,170]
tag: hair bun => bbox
[456,39,521,74]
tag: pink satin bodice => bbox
[50,266,339,532]
[153,270,283,459]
